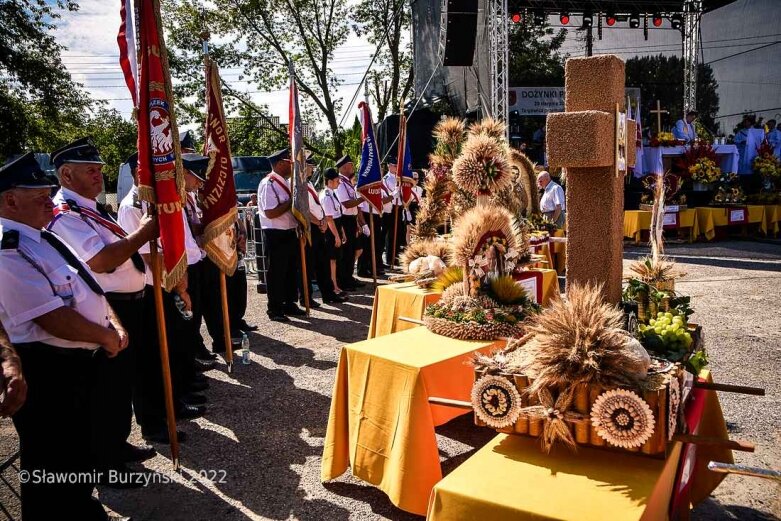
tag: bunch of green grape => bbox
[638,311,693,357]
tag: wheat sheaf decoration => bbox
[590,389,655,449]
[452,134,512,198]
[471,374,522,429]
[468,117,507,142]
[433,117,467,162]
[452,205,520,269]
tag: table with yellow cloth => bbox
[624,209,699,244]
[367,270,560,339]
[367,282,442,339]
[551,228,566,274]
[321,327,504,515]
[696,205,767,241]
[764,204,780,236]
[427,372,732,521]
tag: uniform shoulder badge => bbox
[1,230,19,250]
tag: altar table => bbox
[624,209,699,244]
[321,327,503,515]
[427,373,732,521]
[640,145,739,176]
[368,270,560,339]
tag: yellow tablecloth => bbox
[427,372,732,521]
[367,271,560,339]
[367,282,442,339]
[551,229,566,274]
[624,209,699,244]
[764,204,780,236]
[321,327,503,515]
[696,205,767,241]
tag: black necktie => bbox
[40,230,105,296]
[96,202,146,274]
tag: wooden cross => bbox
[546,55,637,304]
[650,99,668,135]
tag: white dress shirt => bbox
[673,119,696,142]
[117,186,154,286]
[540,181,566,213]
[257,171,298,230]
[0,217,111,349]
[335,174,359,216]
[49,187,145,293]
[307,181,325,221]
[321,188,343,219]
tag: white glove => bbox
[362,224,371,237]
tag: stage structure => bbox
[414,0,730,133]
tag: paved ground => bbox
[1,239,779,520]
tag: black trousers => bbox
[92,294,143,467]
[201,257,238,353]
[358,212,384,274]
[384,207,407,265]
[188,259,208,353]
[163,265,200,399]
[12,343,108,520]
[263,228,299,316]
[338,215,358,286]
[135,286,167,434]
[300,225,336,302]
[228,264,248,330]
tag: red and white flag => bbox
[117,0,138,107]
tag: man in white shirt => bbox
[537,171,566,228]
[766,119,781,158]
[257,149,304,321]
[48,137,158,478]
[334,155,366,290]
[673,110,698,143]
[0,153,127,519]
[320,168,348,297]
[382,160,406,266]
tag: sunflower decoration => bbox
[590,389,656,449]
[452,134,512,200]
[471,374,522,429]
[424,205,537,340]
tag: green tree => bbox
[83,108,138,191]
[351,0,413,122]
[0,0,93,160]
[625,55,720,134]
[508,17,567,87]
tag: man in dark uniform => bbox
[257,149,304,321]
[334,155,365,289]
[48,138,158,478]
[383,160,407,267]
[0,153,129,519]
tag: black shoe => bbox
[269,314,290,322]
[238,320,258,331]
[350,279,366,288]
[188,380,209,393]
[181,392,207,406]
[194,358,216,372]
[142,428,188,444]
[176,403,206,420]
[195,345,218,361]
[300,300,321,309]
[120,441,156,463]
[284,305,306,316]
[324,294,348,304]
[98,464,146,489]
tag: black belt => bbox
[106,288,146,301]
[15,341,97,359]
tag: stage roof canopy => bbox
[510,0,735,14]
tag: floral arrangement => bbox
[650,131,683,147]
[688,157,721,184]
[523,213,559,233]
[753,141,781,180]
[711,172,746,205]
[640,172,684,205]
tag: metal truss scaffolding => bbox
[488,0,509,133]
[682,0,703,113]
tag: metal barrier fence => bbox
[238,206,268,292]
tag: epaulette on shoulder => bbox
[1,230,19,250]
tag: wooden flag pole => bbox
[219,272,234,372]
[369,214,377,286]
[299,235,310,315]
[149,239,180,469]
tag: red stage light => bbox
[652,13,663,27]
[560,13,570,25]
[606,16,616,26]
[511,12,522,23]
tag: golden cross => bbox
[649,99,668,135]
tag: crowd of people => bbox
[0,135,254,520]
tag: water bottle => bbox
[240,332,250,365]
[173,294,193,320]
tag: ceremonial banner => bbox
[289,62,310,243]
[136,0,186,290]
[396,112,415,206]
[356,101,383,213]
[117,0,138,107]
[201,57,238,275]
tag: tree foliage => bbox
[0,0,92,160]
[508,18,567,87]
[626,55,720,133]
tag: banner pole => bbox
[369,214,377,286]
[149,238,180,470]
[219,272,234,372]
[299,235,311,315]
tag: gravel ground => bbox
[1,239,779,520]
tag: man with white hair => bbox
[537,170,566,228]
